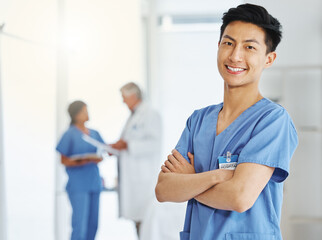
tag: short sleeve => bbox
[56,130,72,156]
[175,113,194,163]
[238,108,298,183]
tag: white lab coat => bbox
[140,200,186,240]
[118,102,162,222]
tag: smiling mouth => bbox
[226,65,246,73]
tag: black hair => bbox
[220,3,282,53]
[68,100,86,125]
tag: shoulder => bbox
[256,99,294,126]
[189,103,222,122]
[88,128,103,138]
[252,99,297,139]
[181,103,222,131]
[60,126,76,138]
[56,126,76,151]
[138,102,160,117]
[260,98,286,114]
[139,102,154,111]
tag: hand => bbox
[75,159,90,166]
[161,149,195,174]
[215,169,234,183]
[88,158,103,164]
[110,139,128,150]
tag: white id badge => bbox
[218,151,238,170]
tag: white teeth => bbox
[227,66,245,72]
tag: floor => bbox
[95,191,138,240]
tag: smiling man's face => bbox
[217,21,276,89]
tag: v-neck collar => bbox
[72,125,90,136]
[215,98,267,137]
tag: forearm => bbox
[195,179,244,212]
[61,155,89,167]
[155,169,227,203]
[63,160,89,167]
[195,164,274,213]
[90,158,103,164]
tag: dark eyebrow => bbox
[222,35,260,45]
[245,39,260,45]
[223,35,235,42]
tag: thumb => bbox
[187,152,194,166]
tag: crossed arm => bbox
[155,150,274,213]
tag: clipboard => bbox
[69,153,102,161]
[82,134,120,156]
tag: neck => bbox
[131,100,142,112]
[74,122,87,132]
[221,84,263,117]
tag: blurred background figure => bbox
[56,101,105,240]
[110,82,162,238]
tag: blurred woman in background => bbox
[56,100,105,240]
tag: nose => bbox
[229,46,243,62]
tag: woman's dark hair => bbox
[219,3,282,54]
[68,100,86,125]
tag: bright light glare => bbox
[62,28,89,53]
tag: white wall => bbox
[0,0,9,234]
[65,0,145,141]
[0,35,7,240]
[0,4,7,236]
[156,0,243,14]
[0,1,57,240]
[246,0,322,67]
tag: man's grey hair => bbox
[120,82,142,100]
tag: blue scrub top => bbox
[56,125,105,193]
[176,98,298,240]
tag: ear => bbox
[264,51,277,68]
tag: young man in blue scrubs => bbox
[155,4,298,240]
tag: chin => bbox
[224,79,247,88]
[224,77,244,85]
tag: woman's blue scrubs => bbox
[176,98,298,240]
[56,125,104,240]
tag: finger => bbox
[168,154,180,166]
[188,152,195,166]
[172,149,188,165]
[161,165,170,173]
[164,160,176,172]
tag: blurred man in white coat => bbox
[110,82,162,238]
